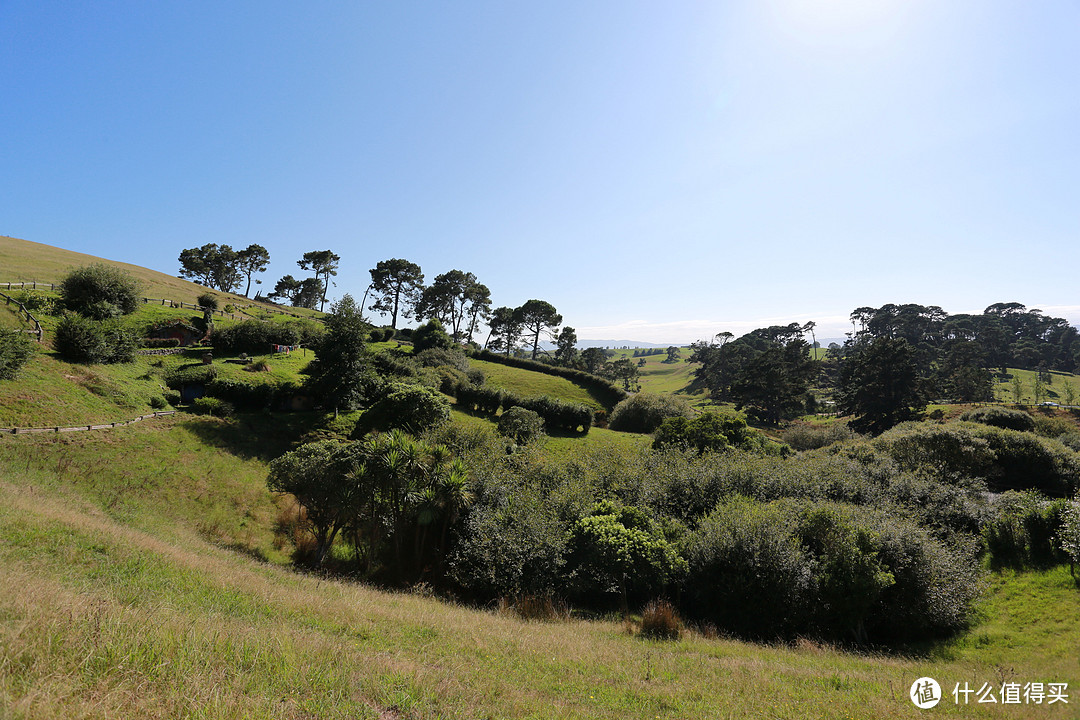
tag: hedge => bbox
[470,349,627,410]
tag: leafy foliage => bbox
[959,406,1035,432]
[652,411,781,454]
[53,313,138,364]
[355,383,451,436]
[608,392,692,434]
[0,329,34,380]
[835,336,926,434]
[497,406,545,445]
[59,264,141,319]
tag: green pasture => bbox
[1,424,1078,719]
[469,358,607,411]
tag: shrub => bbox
[190,397,235,417]
[163,390,182,406]
[412,319,454,352]
[59,264,141,319]
[780,422,855,451]
[164,363,219,388]
[355,383,451,436]
[959,406,1035,432]
[653,411,769,454]
[984,491,1068,568]
[53,314,138,364]
[213,318,324,355]
[415,346,468,371]
[0,329,34,380]
[149,395,168,409]
[639,598,682,640]
[197,293,219,311]
[11,290,56,314]
[141,337,182,348]
[206,378,282,410]
[609,393,693,433]
[1033,414,1076,439]
[681,497,811,639]
[497,406,545,445]
[1058,501,1080,575]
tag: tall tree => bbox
[513,299,562,360]
[485,306,520,356]
[297,250,341,312]
[368,258,424,330]
[416,270,476,337]
[303,294,375,413]
[178,243,241,292]
[268,275,302,305]
[554,326,578,366]
[835,336,926,435]
[236,244,270,298]
[462,282,492,345]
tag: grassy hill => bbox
[0,234,321,318]
[2,422,1079,718]
[4,239,1080,718]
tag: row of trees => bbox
[178,243,270,298]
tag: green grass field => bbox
[1,422,1078,719]
[0,234,322,320]
[469,358,607,411]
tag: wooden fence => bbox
[0,290,44,341]
[1,410,176,435]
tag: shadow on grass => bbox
[181,412,324,461]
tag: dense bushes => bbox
[355,383,451,435]
[681,497,979,642]
[450,382,593,433]
[212,318,324,355]
[0,329,34,380]
[59,264,141,319]
[873,422,1080,496]
[959,406,1035,432]
[497,406,545,445]
[653,411,785,455]
[609,392,692,433]
[53,313,138,364]
[983,491,1069,568]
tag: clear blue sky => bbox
[3,1,1078,343]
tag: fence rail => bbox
[1,410,176,436]
[0,290,44,341]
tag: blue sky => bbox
[2,1,1078,343]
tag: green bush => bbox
[412,319,454,352]
[564,500,686,609]
[415,346,468,371]
[471,349,627,411]
[682,497,980,642]
[53,314,138,364]
[190,397,235,417]
[163,363,219,388]
[959,406,1035,432]
[149,395,168,409]
[984,491,1068,568]
[780,422,855,451]
[681,497,811,639]
[163,390,182,407]
[653,411,769,454]
[497,406,545,445]
[1033,414,1076,439]
[0,329,34,380]
[59,264,141,319]
[197,293,219,311]
[355,383,451,436]
[141,338,182,348]
[609,393,692,434]
[11,290,56,314]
